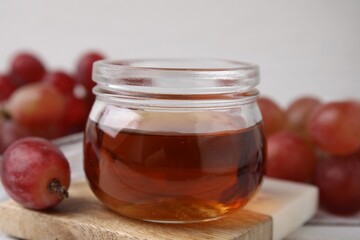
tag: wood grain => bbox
[0,182,272,240]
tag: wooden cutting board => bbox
[0,178,317,240]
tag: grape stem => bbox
[0,108,11,120]
[48,178,69,199]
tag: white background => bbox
[0,0,359,106]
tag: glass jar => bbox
[84,59,266,223]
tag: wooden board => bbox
[0,178,318,240]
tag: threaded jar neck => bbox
[92,59,260,109]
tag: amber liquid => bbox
[84,120,266,223]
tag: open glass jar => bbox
[84,59,266,223]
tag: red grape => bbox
[286,96,321,138]
[315,156,360,215]
[266,131,318,182]
[10,52,46,85]
[5,83,67,139]
[257,97,286,136]
[0,75,17,101]
[43,71,75,95]
[0,137,70,209]
[308,101,360,156]
[63,94,89,133]
[0,120,31,154]
[75,52,104,93]
[6,83,66,127]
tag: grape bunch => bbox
[258,96,360,215]
[0,51,105,153]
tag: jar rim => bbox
[93,58,260,95]
[95,58,258,71]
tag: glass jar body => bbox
[84,100,265,223]
[84,59,266,223]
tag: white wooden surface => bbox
[244,178,317,240]
[0,133,359,240]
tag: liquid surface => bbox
[84,120,266,222]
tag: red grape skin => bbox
[63,94,89,133]
[43,71,75,95]
[5,83,67,139]
[257,97,286,136]
[5,83,66,127]
[0,75,17,101]
[0,120,31,154]
[315,156,360,215]
[286,96,321,138]
[0,137,70,209]
[266,131,318,182]
[10,52,46,85]
[308,101,360,156]
[75,52,104,93]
